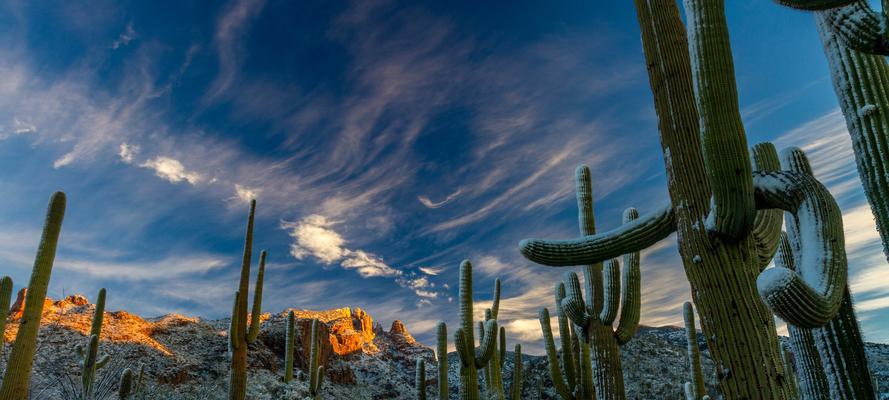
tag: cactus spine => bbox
[77,288,111,397]
[0,192,66,400]
[284,311,296,384]
[308,319,324,399]
[416,357,427,400]
[519,0,855,396]
[453,260,498,400]
[509,344,522,400]
[682,303,708,400]
[228,199,266,400]
[774,147,876,399]
[437,322,448,400]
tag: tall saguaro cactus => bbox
[770,147,876,399]
[436,322,448,400]
[453,260,498,400]
[228,200,267,400]
[77,288,111,397]
[0,192,66,400]
[416,358,427,400]
[519,1,855,397]
[307,319,324,399]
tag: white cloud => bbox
[282,214,437,299]
[118,143,139,164]
[140,156,204,185]
[418,188,462,209]
[111,23,136,49]
[233,184,260,203]
[418,266,444,275]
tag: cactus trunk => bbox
[0,192,66,400]
[437,322,448,400]
[284,310,295,383]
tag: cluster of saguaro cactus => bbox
[76,288,111,397]
[519,0,864,397]
[452,260,499,400]
[772,148,876,399]
[0,192,66,400]
[228,199,267,400]
[307,319,324,399]
[283,311,296,384]
[682,303,708,400]
[770,0,889,263]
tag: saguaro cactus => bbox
[682,303,709,400]
[769,147,876,399]
[519,1,854,397]
[453,260,498,400]
[436,321,448,400]
[0,277,11,355]
[509,344,522,400]
[0,192,66,400]
[284,311,296,384]
[228,200,267,400]
[77,288,111,397]
[308,319,324,400]
[118,368,134,400]
[769,1,889,263]
[416,358,427,400]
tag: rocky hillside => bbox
[1,293,887,399]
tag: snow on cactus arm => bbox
[753,170,847,328]
[685,0,756,241]
[772,0,855,10]
[818,1,889,55]
[750,143,783,270]
[519,203,675,266]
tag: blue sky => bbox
[0,0,886,353]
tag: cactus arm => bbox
[519,203,675,267]
[510,344,522,400]
[284,310,295,383]
[683,302,706,400]
[416,358,427,400]
[685,0,756,241]
[436,322,448,400]
[613,208,642,345]
[0,192,65,400]
[773,0,855,9]
[247,250,266,344]
[538,308,572,400]
[0,277,11,343]
[819,1,889,55]
[554,283,576,387]
[82,334,101,396]
[491,279,501,321]
[96,354,110,369]
[454,328,470,367]
[498,326,506,369]
[475,319,497,368]
[753,170,847,328]
[599,259,620,325]
[560,272,591,339]
[229,291,240,352]
[750,143,783,270]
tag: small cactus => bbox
[284,311,296,384]
[77,288,111,397]
[436,321,448,400]
[509,344,522,400]
[308,319,324,399]
[118,368,134,400]
[228,200,267,400]
[0,192,66,400]
[682,302,708,400]
[416,357,426,400]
